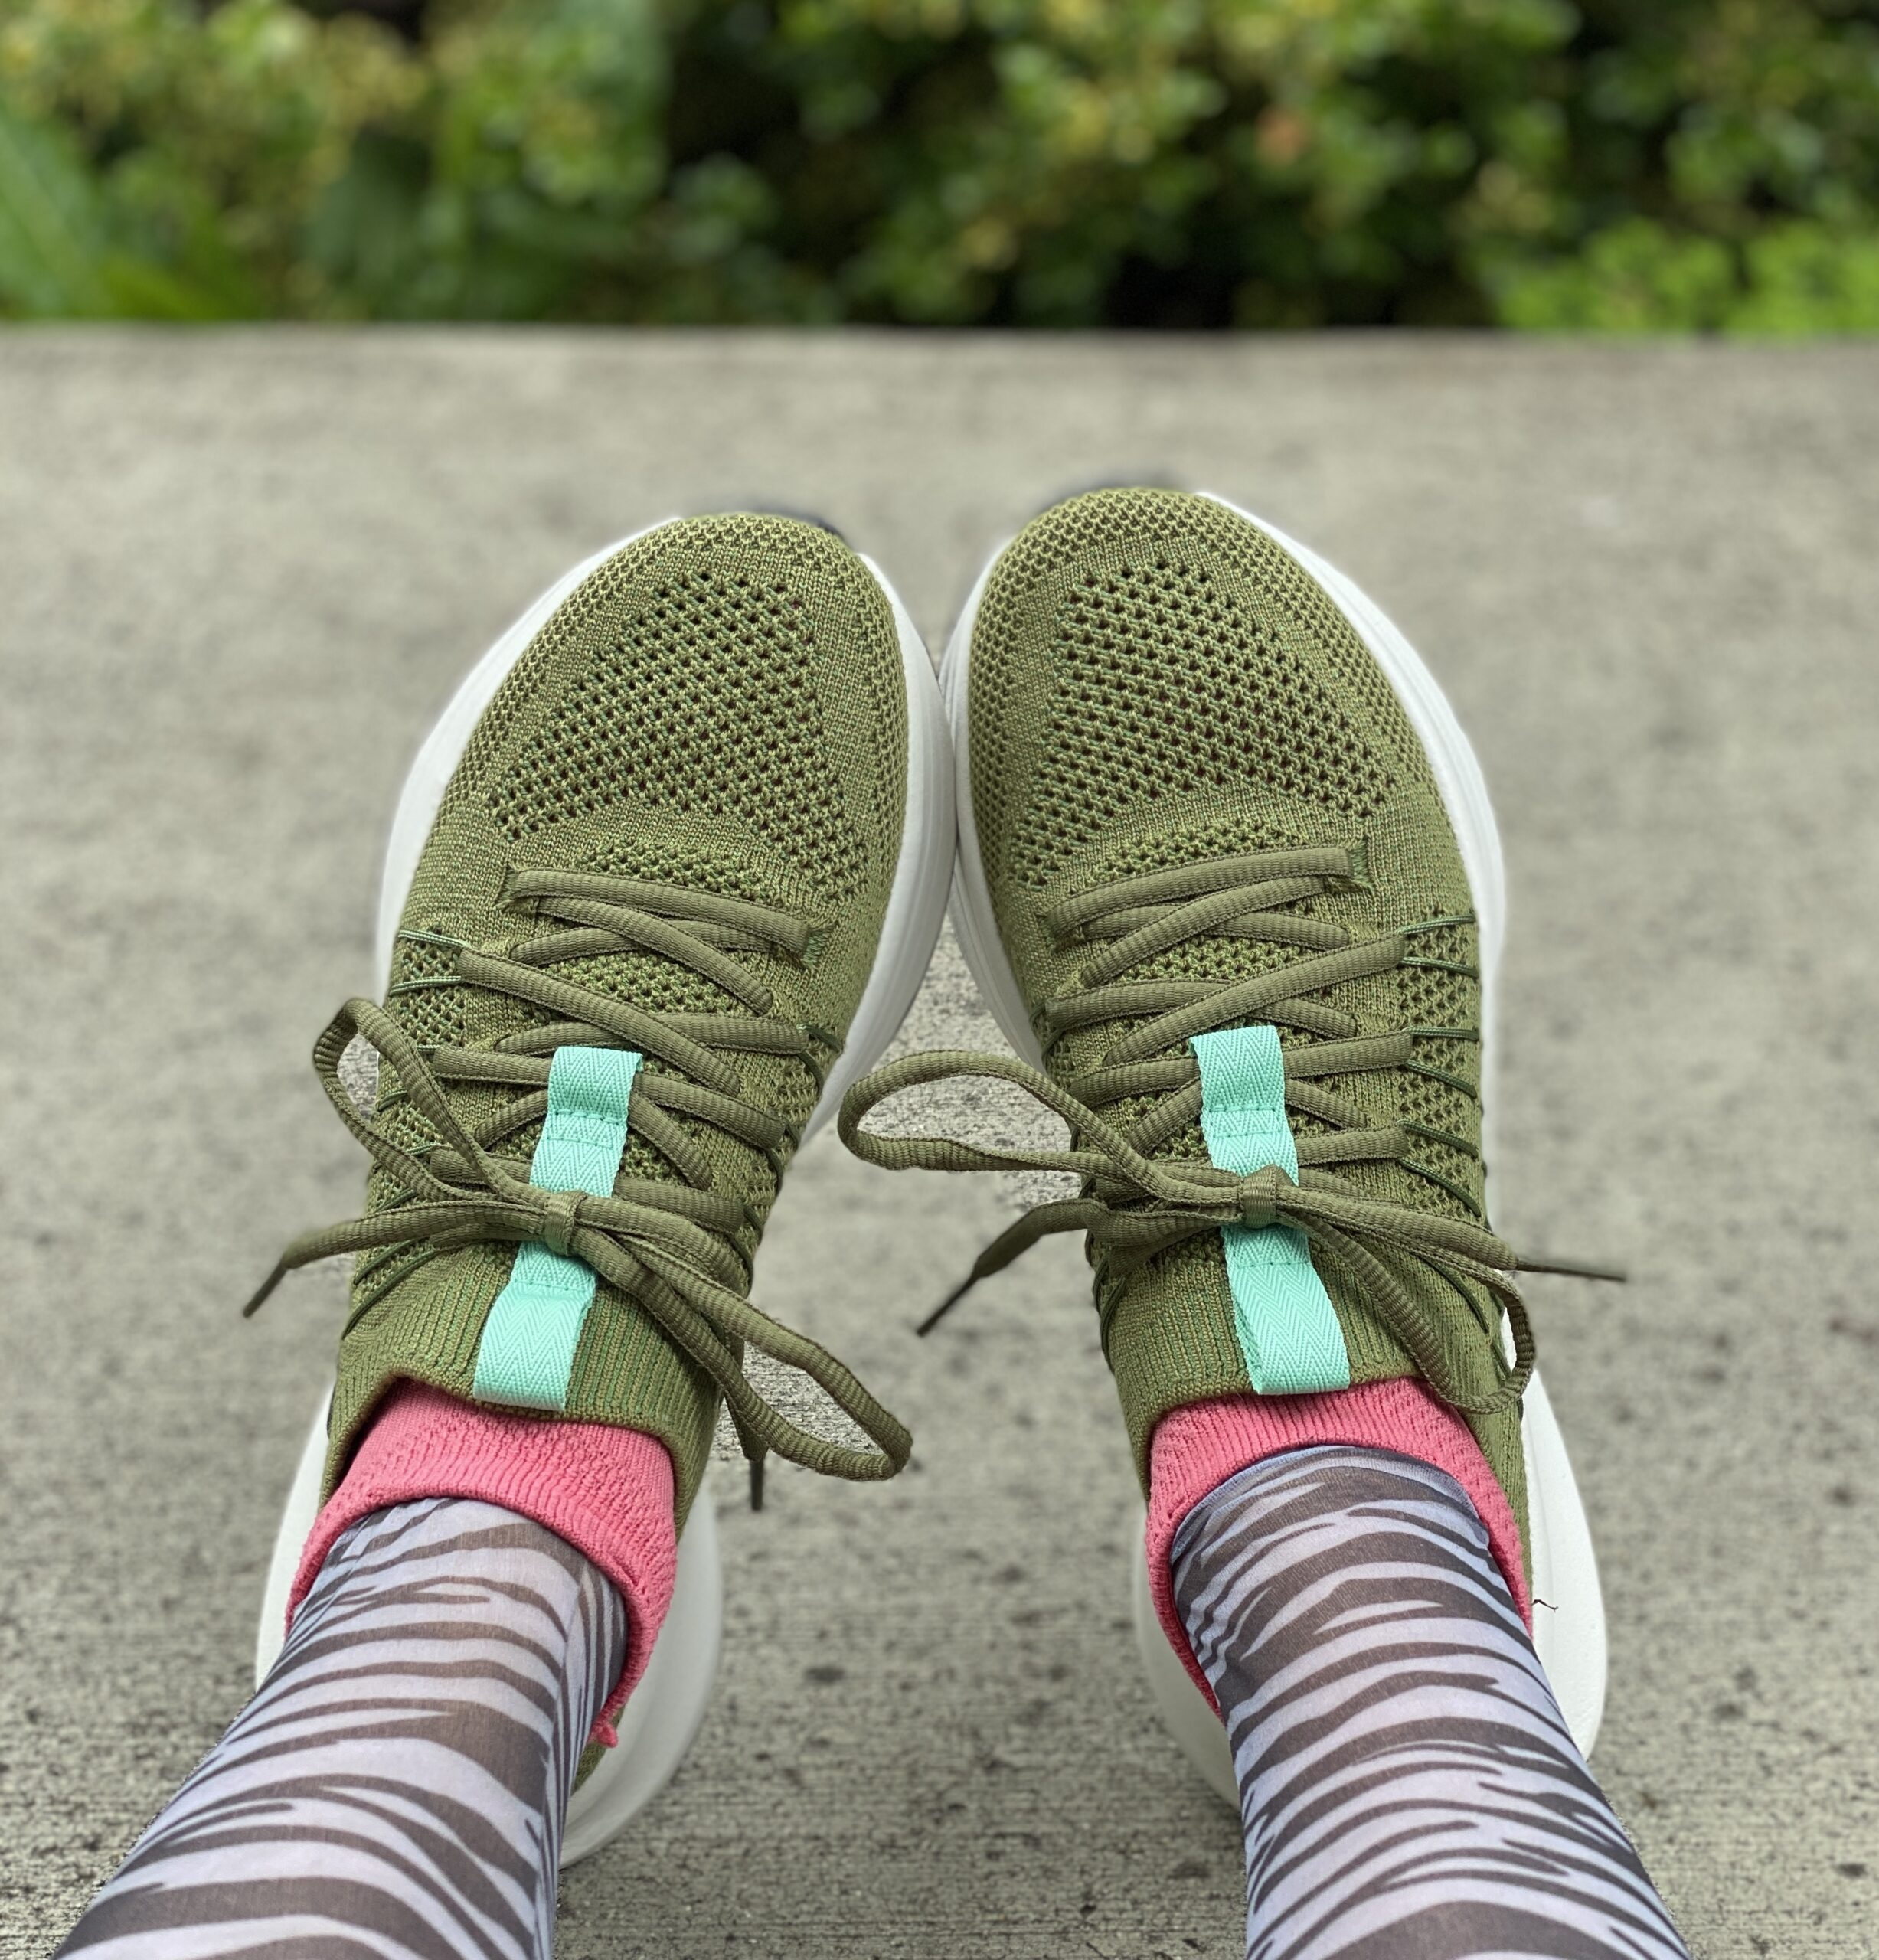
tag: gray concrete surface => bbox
[2,330,1876,1958]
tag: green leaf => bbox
[0,96,244,318]
[0,94,116,315]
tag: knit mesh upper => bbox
[326,514,907,1521]
[486,547,874,900]
[962,488,1525,1553]
[971,488,1420,892]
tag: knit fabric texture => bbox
[1144,1384,1531,1711]
[964,488,1527,1563]
[325,515,907,1524]
[289,1382,675,1745]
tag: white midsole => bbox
[938,493,1606,1802]
[256,520,954,1863]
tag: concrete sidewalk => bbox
[2,329,1874,1958]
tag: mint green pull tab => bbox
[1189,1025,1351,1396]
[472,1045,641,1412]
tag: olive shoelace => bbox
[247,870,913,1493]
[839,847,1614,1418]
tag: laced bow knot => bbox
[246,988,912,1487]
[838,1047,1576,1416]
[841,849,1619,1403]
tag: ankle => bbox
[1141,1382,1530,1710]
[289,1381,678,1735]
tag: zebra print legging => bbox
[57,1496,621,1959]
[1173,1446,1691,1960]
[59,1452,1688,1958]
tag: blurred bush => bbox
[2,0,1876,327]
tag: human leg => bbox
[840,487,1675,1953]
[59,511,952,1950]
[1173,1448,1689,1960]
[58,1498,620,1960]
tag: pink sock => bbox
[289,1383,680,1742]
[1143,1380,1531,1709]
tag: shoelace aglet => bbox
[241,1259,291,1319]
[914,1232,1028,1336]
[747,1452,766,1512]
[914,1272,978,1338]
[1519,1256,1627,1285]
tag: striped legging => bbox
[57,1497,621,1959]
[1173,1446,1691,1960]
[59,1452,1689,1958]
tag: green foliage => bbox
[2,0,1876,327]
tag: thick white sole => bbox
[939,493,1606,1806]
[256,519,955,1864]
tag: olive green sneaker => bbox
[251,512,953,1854]
[841,488,1607,1785]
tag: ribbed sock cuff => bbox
[1143,1380,1531,1710]
[288,1383,679,1743]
